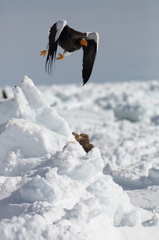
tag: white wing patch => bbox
[55,20,67,42]
[86,32,99,51]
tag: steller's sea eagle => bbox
[40,20,99,85]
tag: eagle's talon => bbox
[40,50,48,56]
[57,53,64,60]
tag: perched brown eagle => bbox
[72,132,94,153]
[40,20,99,85]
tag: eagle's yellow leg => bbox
[57,53,65,60]
[40,50,48,56]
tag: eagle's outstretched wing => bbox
[45,20,67,74]
[82,32,99,85]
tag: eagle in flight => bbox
[40,20,99,85]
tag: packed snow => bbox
[0,76,159,240]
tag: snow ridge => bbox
[0,77,159,240]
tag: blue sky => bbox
[0,0,159,86]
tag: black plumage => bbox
[82,39,97,83]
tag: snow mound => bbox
[0,77,138,240]
[0,118,67,161]
[0,76,72,136]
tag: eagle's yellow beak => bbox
[80,39,88,47]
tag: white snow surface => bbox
[0,76,159,240]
